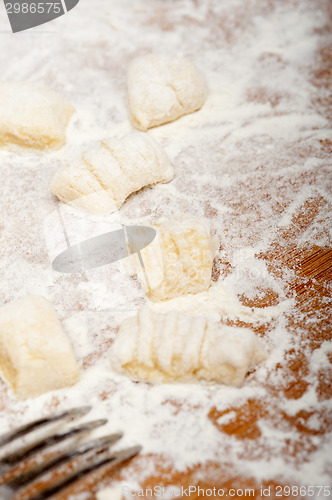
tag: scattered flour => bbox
[0,0,330,494]
[96,485,123,500]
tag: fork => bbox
[0,406,141,500]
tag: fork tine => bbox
[22,445,142,500]
[0,407,91,448]
[1,419,108,466]
[7,432,123,488]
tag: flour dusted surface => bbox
[0,0,331,495]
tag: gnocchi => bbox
[0,295,80,399]
[110,307,267,385]
[127,54,207,130]
[0,82,74,150]
[50,132,174,215]
[126,215,219,301]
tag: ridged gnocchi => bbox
[127,54,207,130]
[110,307,267,385]
[50,132,173,215]
[126,215,219,301]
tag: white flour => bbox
[0,0,331,496]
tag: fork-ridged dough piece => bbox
[110,307,267,385]
[0,295,80,399]
[126,215,219,301]
[127,54,207,130]
[0,82,74,150]
[50,132,173,215]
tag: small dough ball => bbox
[50,132,174,215]
[0,295,80,399]
[110,307,267,385]
[0,82,74,150]
[126,215,219,301]
[127,54,207,130]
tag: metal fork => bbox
[0,406,141,500]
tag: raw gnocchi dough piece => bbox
[110,307,267,385]
[0,82,74,150]
[50,164,118,215]
[0,295,80,399]
[127,54,207,130]
[50,132,173,215]
[126,215,219,301]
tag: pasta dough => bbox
[126,215,219,301]
[0,82,74,150]
[127,54,207,130]
[0,295,80,399]
[110,307,267,385]
[50,132,173,215]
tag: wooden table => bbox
[0,0,331,498]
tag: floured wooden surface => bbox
[0,0,331,498]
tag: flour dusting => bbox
[0,0,331,495]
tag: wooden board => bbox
[0,0,331,498]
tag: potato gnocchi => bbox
[0,82,74,150]
[0,295,80,399]
[126,215,219,301]
[50,132,173,215]
[127,54,207,130]
[110,307,267,385]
